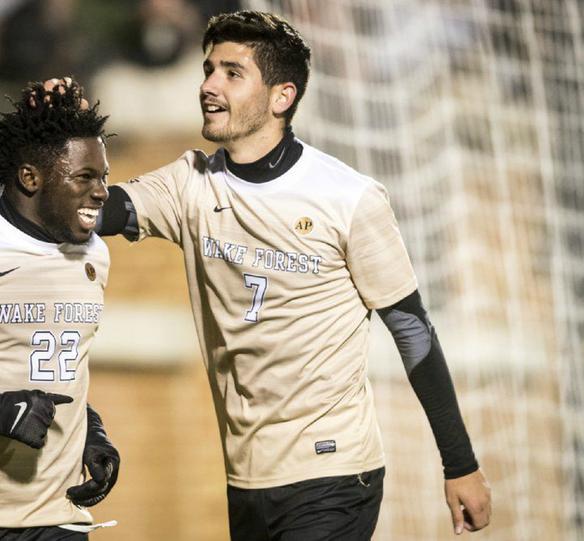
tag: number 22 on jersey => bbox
[30,330,80,382]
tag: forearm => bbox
[408,344,478,478]
[377,290,478,479]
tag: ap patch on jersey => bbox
[294,216,313,235]
[85,262,96,281]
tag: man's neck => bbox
[224,122,286,163]
[0,192,56,243]
[224,126,303,183]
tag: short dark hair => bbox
[0,78,108,187]
[202,11,311,124]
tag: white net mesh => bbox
[243,1,584,539]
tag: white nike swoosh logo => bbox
[10,402,28,433]
[268,148,286,169]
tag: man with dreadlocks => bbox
[0,78,119,540]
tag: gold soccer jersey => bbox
[121,142,417,488]
[0,213,109,527]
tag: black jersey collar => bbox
[224,127,303,183]
[0,195,57,243]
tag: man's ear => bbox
[271,82,297,117]
[17,164,44,195]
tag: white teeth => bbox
[78,208,99,227]
[205,104,224,112]
[78,208,99,218]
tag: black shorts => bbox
[228,467,385,541]
[0,527,87,541]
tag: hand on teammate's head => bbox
[29,76,90,111]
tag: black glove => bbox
[66,404,120,507]
[0,390,73,449]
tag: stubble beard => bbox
[202,95,271,145]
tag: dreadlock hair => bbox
[0,79,108,188]
[202,11,311,125]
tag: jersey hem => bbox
[226,457,386,489]
[0,514,93,529]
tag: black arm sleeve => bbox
[377,290,479,479]
[96,185,139,240]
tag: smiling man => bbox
[94,10,491,541]
[0,79,119,540]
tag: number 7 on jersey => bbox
[243,274,268,323]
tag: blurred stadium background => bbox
[1,0,583,540]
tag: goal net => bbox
[243,1,584,540]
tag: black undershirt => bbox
[224,126,303,183]
[0,195,56,243]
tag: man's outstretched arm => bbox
[377,290,491,535]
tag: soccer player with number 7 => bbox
[0,79,119,540]
[91,9,491,540]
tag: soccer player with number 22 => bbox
[0,80,119,540]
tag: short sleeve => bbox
[118,151,196,244]
[346,182,418,309]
